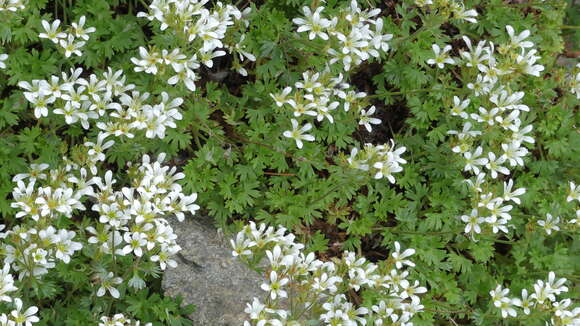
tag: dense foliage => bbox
[0,0,578,325]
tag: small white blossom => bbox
[537,214,560,235]
[10,298,39,326]
[427,44,455,69]
[96,272,123,298]
[283,119,315,149]
[39,20,66,43]
[359,105,381,132]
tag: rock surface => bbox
[162,215,265,325]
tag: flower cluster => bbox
[99,314,151,326]
[427,44,455,69]
[279,2,409,184]
[279,1,394,146]
[490,272,578,325]
[347,140,407,183]
[443,25,545,237]
[134,0,254,91]
[458,178,525,237]
[0,298,39,326]
[232,222,426,325]
[3,50,200,321]
[0,0,26,12]
[19,67,184,139]
[276,68,382,149]
[4,148,198,286]
[293,0,393,71]
[414,0,478,24]
[87,152,199,273]
[38,16,95,58]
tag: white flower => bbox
[336,31,368,57]
[131,47,162,75]
[292,6,331,40]
[373,160,403,183]
[54,230,83,263]
[546,272,568,294]
[71,16,96,41]
[485,152,510,178]
[85,132,115,163]
[450,96,470,119]
[312,273,342,293]
[490,284,509,306]
[497,297,517,318]
[487,200,513,221]
[0,263,17,302]
[567,182,580,202]
[537,214,560,235]
[270,87,292,107]
[570,65,580,99]
[231,232,256,257]
[39,20,66,43]
[415,0,433,6]
[501,142,527,167]
[174,193,199,222]
[426,44,455,69]
[10,298,39,326]
[295,71,322,92]
[461,36,489,68]
[463,146,488,175]
[337,90,366,112]
[519,289,534,315]
[511,124,534,146]
[283,119,315,149]
[400,279,427,301]
[347,147,369,171]
[467,74,493,96]
[516,49,544,77]
[260,271,288,300]
[96,272,123,298]
[0,53,7,69]
[150,244,179,270]
[391,241,415,269]
[12,163,50,183]
[287,98,316,117]
[461,209,484,235]
[471,107,499,125]
[464,173,486,193]
[25,92,56,119]
[244,297,266,319]
[369,19,393,54]
[452,5,478,24]
[359,105,381,132]
[448,122,480,141]
[506,25,534,49]
[502,179,526,205]
[486,216,509,234]
[198,49,226,68]
[59,34,85,57]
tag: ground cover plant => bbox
[0,0,578,325]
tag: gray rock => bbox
[162,215,265,325]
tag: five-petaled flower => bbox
[427,44,455,69]
[283,119,315,149]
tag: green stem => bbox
[138,0,150,10]
[367,86,461,99]
[306,173,361,207]
[375,227,457,235]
